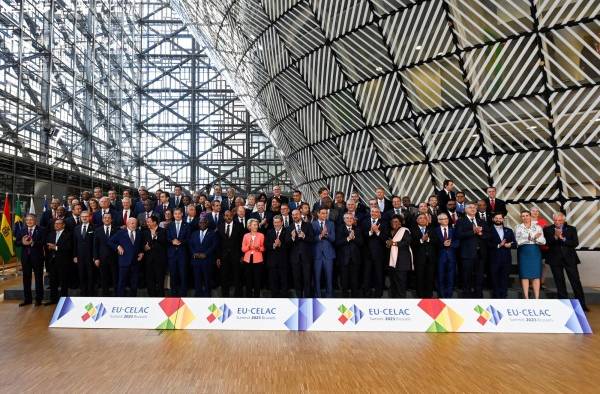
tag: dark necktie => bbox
[443,227,448,241]
[106,226,110,237]
[226,223,231,238]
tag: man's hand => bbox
[274,238,281,248]
[443,239,451,247]
[94,259,101,268]
[144,242,151,251]
[422,233,429,242]
[73,257,78,263]
[47,243,56,251]
[137,253,143,261]
[117,245,125,255]
[172,239,181,246]
[216,258,221,268]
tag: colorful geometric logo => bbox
[207,303,232,323]
[418,299,464,332]
[285,298,325,331]
[474,305,503,326]
[338,304,363,325]
[156,298,196,330]
[81,302,106,322]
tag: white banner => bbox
[49,297,592,334]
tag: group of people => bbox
[15,181,588,311]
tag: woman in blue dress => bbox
[515,210,546,299]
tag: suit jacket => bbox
[221,197,236,212]
[437,189,456,213]
[141,227,168,262]
[216,221,244,261]
[234,215,250,233]
[250,211,273,233]
[65,215,82,231]
[73,223,96,264]
[167,221,192,259]
[265,227,290,267]
[116,208,135,228]
[134,200,148,217]
[154,202,174,220]
[335,225,363,266]
[183,215,199,230]
[207,212,224,231]
[170,196,185,209]
[16,226,46,263]
[360,217,388,263]
[93,225,119,265]
[45,230,73,264]
[445,210,463,227]
[288,200,304,211]
[188,229,219,263]
[375,198,393,213]
[287,221,315,263]
[433,226,460,255]
[476,211,493,227]
[312,219,336,260]
[279,213,293,229]
[92,209,117,227]
[109,229,143,267]
[488,226,516,265]
[137,211,155,228]
[40,210,57,229]
[484,197,507,217]
[543,224,580,266]
[411,225,437,263]
[241,232,265,263]
[455,216,490,259]
[109,199,123,212]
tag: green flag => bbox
[0,194,14,264]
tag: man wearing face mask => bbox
[488,213,516,299]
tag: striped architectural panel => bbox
[170,0,600,249]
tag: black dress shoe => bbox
[19,301,32,307]
[43,300,58,306]
[34,300,42,306]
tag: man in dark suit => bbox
[109,217,144,297]
[65,203,83,231]
[108,190,122,211]
[375,187,393,214]
[142,215,168,297]
[93,212,119,296]
[170,185,185,209]
[411,213,437,298]
[445,200,462,227]
[544,212,588,311]
[287,209,315,297]
[154,191,173,220]
[188,218,218,297]
[116,197,134,229]
[476,199,493,226]
[456,202,490,298]
[484,186,507,217]
[265,215,290,297]
[336,212,364,297]
[361,207,388,298]
[312,187,330,213]
[40,198,60,229]
[488,213,516,299]
[251,201,273,234]
[383,196,407,225]
[45,218,72,304]
[455,191,467,215]
[288,190,303,211]
[133,188,150,216]
[221,187,236,212]
[167,207,191,296]
[234,205,250,231]
[312,208,336,298]
[436,179,456,215]
[207,200,223,230]
[433,213,459,298]
[137,199,156,229]
[279,204,293,229]
[16,214,46,306]
[216,210,244,297]
[183,204,199,229]
[73,210,96,296]
[267,185,288,210]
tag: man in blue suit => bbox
[167,207,192,296]
[312,208,336,298]
[154,191,173,220]
[93,197,117,227]
[488,213,516,298]
[188,218,218,297]
[433,213,459,298]
[15,214,46,306]
[109,217,144,297]
[456,202,490,298]
[207,200,223,230]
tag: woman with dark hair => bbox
[142,215,168,296]
[257,192,268,204]
[386,214,412,298]
[300,202,312,223]
[159,208,173,229]
[88,198,100,214]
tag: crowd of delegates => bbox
[15,181,588,311]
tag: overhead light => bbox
[594,117,600,122]
[376,66,383,72]
[415,45,423,51]
[527,125,537,130]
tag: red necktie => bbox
[123,210,128,222]
[490,199,495,211]
[443,227,448,241]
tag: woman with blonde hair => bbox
[241,218,265,297]
[515,210,546,299]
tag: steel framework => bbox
[0,0,291,199]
